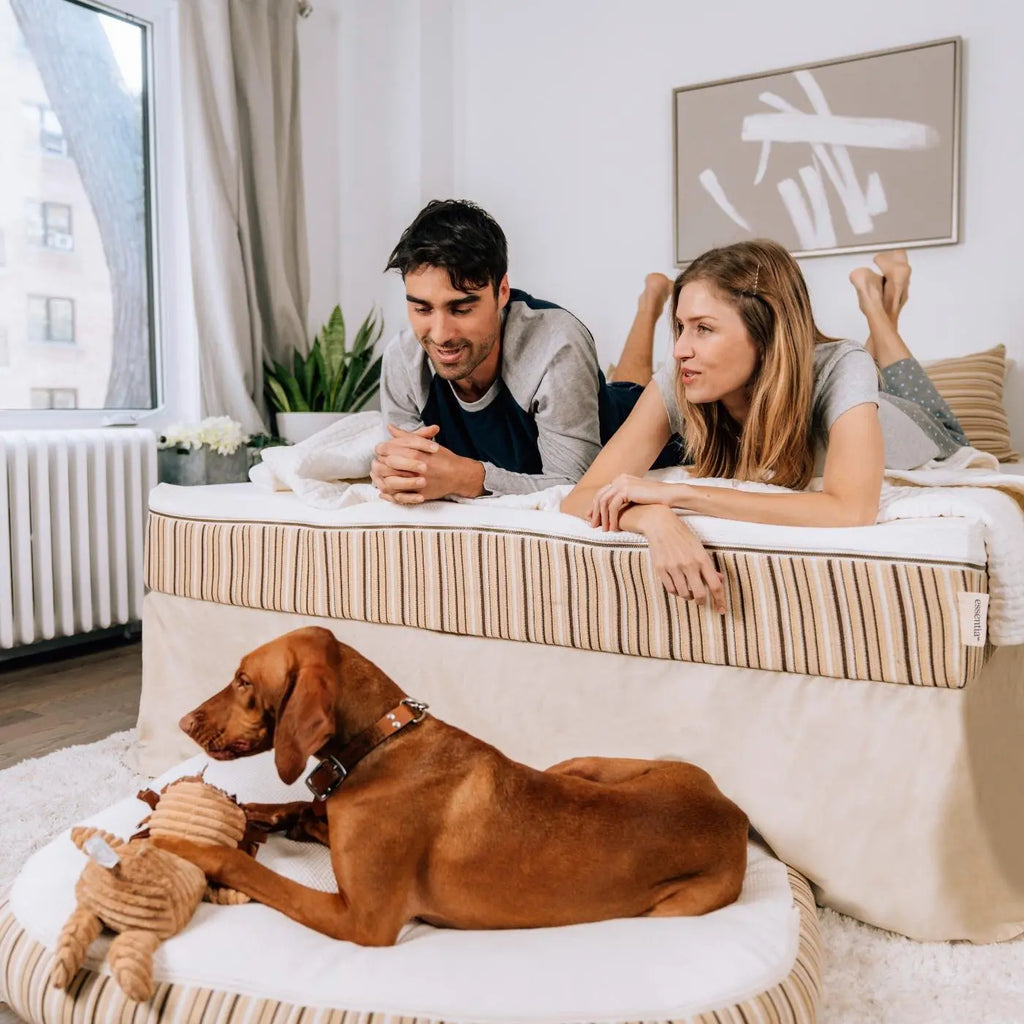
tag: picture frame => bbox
[673,37,962,264]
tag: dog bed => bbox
[0,752,822,1024]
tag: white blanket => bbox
[875,448,1024,646]
[249,412,385,508]
[250,419,1024,645]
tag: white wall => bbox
[316,0,1024,449]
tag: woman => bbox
[561,241,967,611]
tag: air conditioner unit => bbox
[41,134,67,155]
[46,232,73,251]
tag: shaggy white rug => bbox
[1,732,1023,1024]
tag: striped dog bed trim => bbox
[145,512,989,688]
[0,870,822,1024]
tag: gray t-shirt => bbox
[653,340,957,471]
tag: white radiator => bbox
[0,429,157,650]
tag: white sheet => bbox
[11,752,800,1022]
[151,481,986,567]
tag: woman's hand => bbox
[634,506,726,613]
[589,475,681,531]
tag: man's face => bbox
[404,265,510,383]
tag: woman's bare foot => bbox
[850,266,912,368]
[849,266,885,315]
[638,272,674,317]
[873,248,911,323]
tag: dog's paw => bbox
[150,835,221,871]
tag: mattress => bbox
[145,483,990,689]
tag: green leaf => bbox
[320,305,347,384]
[264,373,292,413]
[351,308,383,358]
[302,347,319,406]
[326,370,347,412]
[264,362,296,411]
[276,363,310,412]
[309,344,328,411]
[333,351,367,411]
[348,354,383,411]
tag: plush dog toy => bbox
[51,774,260,1002]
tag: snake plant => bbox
[264,306,384,414]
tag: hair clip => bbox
[751,265,760,296]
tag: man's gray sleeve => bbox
[483,334,602,496]
[379,333,424,432]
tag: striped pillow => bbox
[922,344,1020,461]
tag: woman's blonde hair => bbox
[672,239,832,489]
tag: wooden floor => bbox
[0,637,142,771]
[1,638,142,1021]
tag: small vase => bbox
[158,447,251,486]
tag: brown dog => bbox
[157,626,749,945]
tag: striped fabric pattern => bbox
[0,871,822,1023]
[923,344,1020,462]
[145,512,989,689]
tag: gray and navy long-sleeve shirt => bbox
[379,289,606,496]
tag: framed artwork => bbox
[673,37,962,264]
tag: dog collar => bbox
[305,697,428,801]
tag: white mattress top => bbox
[150,482,988,568]
[12,752,801,1022]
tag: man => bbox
[373,199,676,502]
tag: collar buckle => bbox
[305,756,348,801]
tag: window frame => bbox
[27,295,76,343]
[0,0,192,429]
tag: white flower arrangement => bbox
[158,416,249,456]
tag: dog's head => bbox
[179,626,342,784]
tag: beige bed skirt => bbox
[138,591,1024,943]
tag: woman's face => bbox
[672,279,760,422]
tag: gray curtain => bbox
[178,0,310,434]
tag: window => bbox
[22,102,68,156]
[25,201,74,250]
[0,328,8,368]
[28,296,75,343]
[39,105,67,155]
[30,387,78,409]
[2,0,163,416]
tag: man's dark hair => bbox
[385,199,508,294]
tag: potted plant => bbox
[265,305,384,444]
[157,417,251,485]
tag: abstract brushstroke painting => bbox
[673,38,961,263]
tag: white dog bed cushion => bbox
[0,753,822,1024]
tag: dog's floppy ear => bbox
[274,666,336,785]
